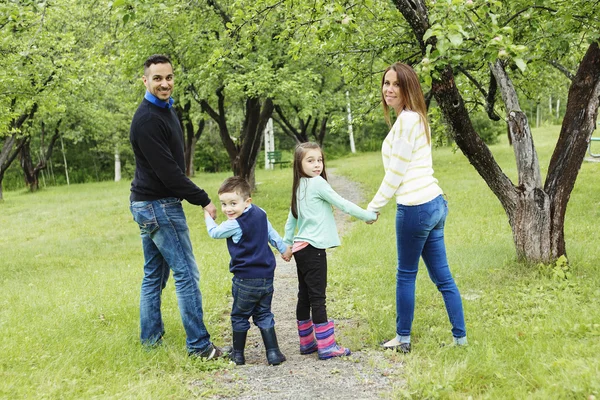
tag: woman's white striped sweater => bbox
[367,110,443,212]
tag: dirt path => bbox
[202,171,402,399]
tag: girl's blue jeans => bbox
[395,195,466,339]
[130,197,212,353]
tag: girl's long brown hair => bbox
[290,142,328,219]
[381,62,430,144]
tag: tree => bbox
[390,0,599,263]
[19,119,61,191]
[1,0,136,197]
[174,100,205,177]
[272,67,347,147]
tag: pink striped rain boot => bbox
[314,320,351,360]
[297,319,318,355]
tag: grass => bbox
[327,126,600,399]
[1,125,599,399]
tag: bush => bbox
[470,111,507,145]
[194,130,231,173]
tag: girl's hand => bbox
[281,246,293,262]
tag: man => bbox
[129,54,224,359]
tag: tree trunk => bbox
[175,101,197,177]
[545,42,600,259]
[187,119,205,177]
[237,96,274,189]
[316,116,328,147]
[346,91,356,153]
[0,103,38,200]
[114,145,121,182]
[20,138,39,191]
[19,120,61,192]
[392,0,600,263]
[200,87,274,190]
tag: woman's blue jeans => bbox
[395,195,466,339]
[130,198,212,353]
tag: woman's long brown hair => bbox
[290,142,328,219]
[381,62,431,144]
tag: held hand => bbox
[203,202,217,220]
[281,246,293,262]
[366,212,380,225]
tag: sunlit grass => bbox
[1,126,599,398]
[327,126,600,399]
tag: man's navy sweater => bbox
[227,206,276,279]
[129,98,210,206]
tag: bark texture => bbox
[545,42,600,259]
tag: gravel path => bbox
[201,170,403,399]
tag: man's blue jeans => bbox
[130,198,211,353]
[395,195,466,339]
[230,276,275,332]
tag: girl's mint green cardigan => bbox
[283,176,377,249]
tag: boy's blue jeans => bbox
[231,276,275,332]
[130,197,212,353]
[395,195,466,339]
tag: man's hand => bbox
[203,202,217,220]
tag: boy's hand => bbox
[204,209,212,220]
[281,246,293,262]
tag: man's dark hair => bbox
[218,176,251,200]
[143,54,172,73]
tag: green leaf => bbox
[448,33,463,46]
[423,28,434,43]
[514,57,526,72]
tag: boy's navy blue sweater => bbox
[227,206,276,279]
[129,98,210,206]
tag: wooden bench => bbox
[589,137,600,158]
[266,151,291,169]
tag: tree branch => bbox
[457,65,488,98]
[547,60,575,81]
[274,105,300,138]
[486,69,500,121]
[490,60,542,189]
[206,0,231,26]
[502,6,557,26]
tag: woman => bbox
[368,62,467,353]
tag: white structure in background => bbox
[346,90,356,153]
[59,132,70,186]
[264,118,275,169]
[114,144,121,182]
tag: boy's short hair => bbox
[218,176,251,199]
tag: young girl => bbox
[368,62,467,353]
[283,142,377,360]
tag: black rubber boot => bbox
[260,327,286,366]
[230,330,247,365]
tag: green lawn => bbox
[328,126,600,399]
[1,126,599,399]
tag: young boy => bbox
[204,176,292,366]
